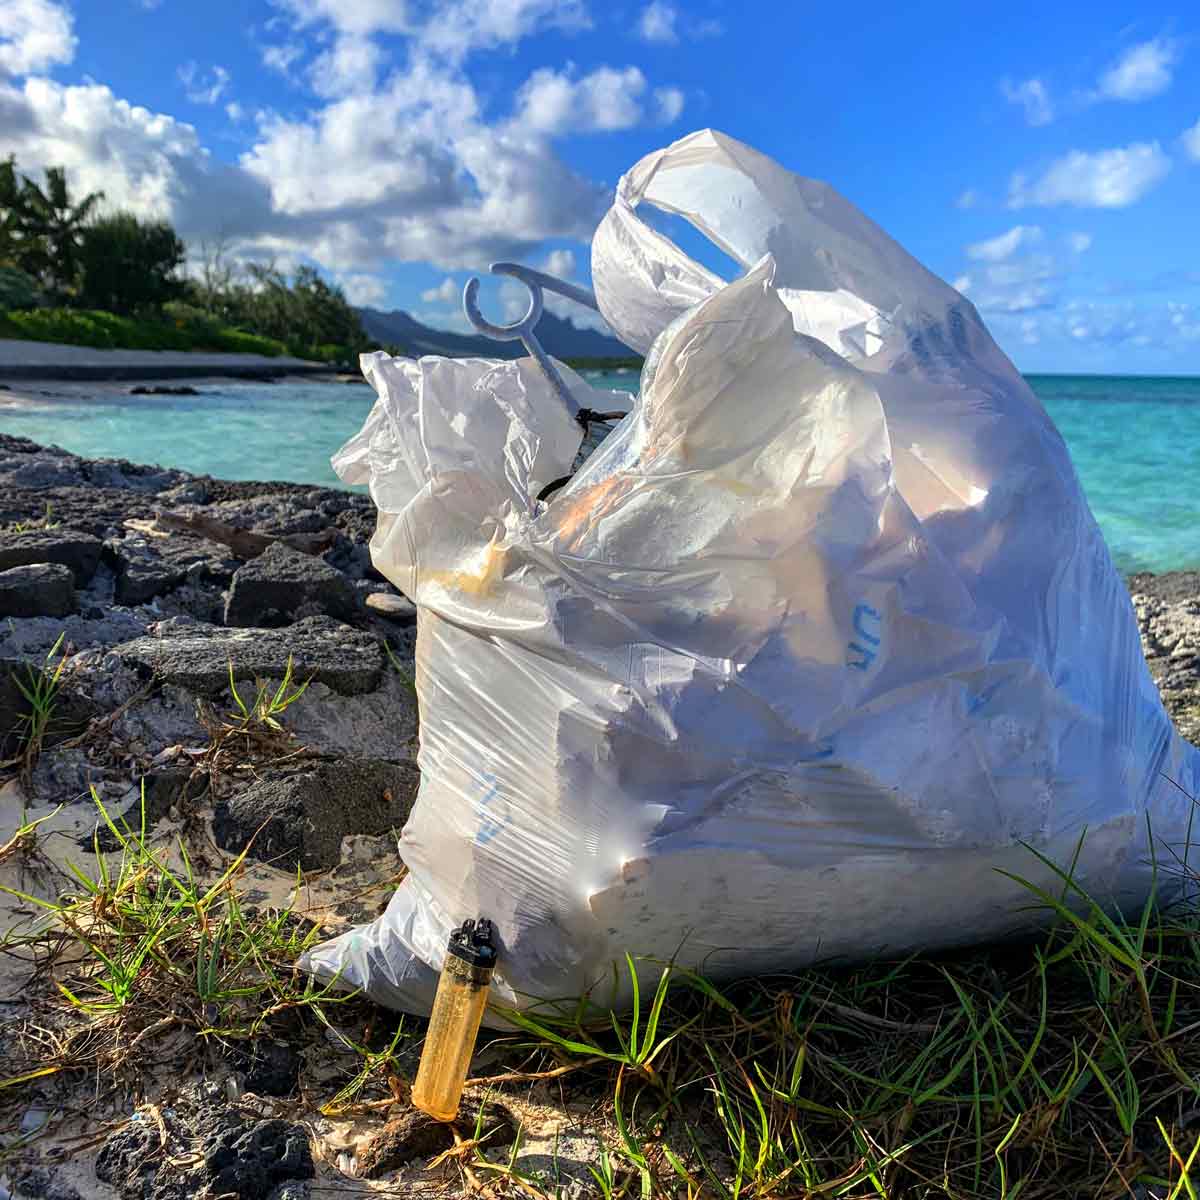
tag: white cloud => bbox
[0,0,679,293]
[1001,77,1053,126]
[653,85,684,124]
[308,36,383,98]
[634,2,721,44]
[1067,232,1092,253]
[270,0,413,37]
[955,188,979,209]
[637,1,676,43]
[1008,142,1171,208]
[542,248,575,279]
[516,65,661,134]
[0,76,274,236]
[1019,316,1039,345]
[952,274,971,293]
[178,62,232,106]
[421,277,459,303]
[1096,37,1179,102]
[262,42,304,77]
[0,0,75,76]
[966,225,1043,262]
[337,272,388,307]
[1183,117,1200,162]
[1168,302,1200,341]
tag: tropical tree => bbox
[0,157,25,268]
[77,213,186,313]
[18,166,103,300]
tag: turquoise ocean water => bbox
[1,371,1196,574]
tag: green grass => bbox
[5,502,60,534]
[0,306,287,357]
[2,632,68,781]
[0,785,349,1070]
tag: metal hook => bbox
[463,261,601,420]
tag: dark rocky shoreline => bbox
[0,432,420,870]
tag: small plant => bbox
[225,654,311,734]
[3,633,68,780]
[6,502,60,534]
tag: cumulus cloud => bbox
[952,274,971,293]
[515,65,683,134]
[0,0,682,297]
[637,1,677,43]
[1001,77,1053,126]
[178,62,231,105]
[955,188,979,209]
[1183,117,1200,162]
[1008,142,1171,208]
[1067,232,1092,253]
[337,272,389,307]
[1096,37,1179,102]
[308,36,383,98]
[421,277,459,303]
[0,0,75,76]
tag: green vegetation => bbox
[0,787,345,1041]
[2,634,68,782]
[564,355,644,372]
[0,306,287,356]
[0,154,369,363]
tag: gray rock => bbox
[212,758,419,869]
[103,532,240,606]
[363,591,416,624]
[0,562,75,618]
[103,536,185,605]
[111,616,386,697]
[0,529,103,586]
[224,543,357,627]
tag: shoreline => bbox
[0,337,339,382]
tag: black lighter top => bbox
[446,918,498,969]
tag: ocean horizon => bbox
[2,368,1197,575]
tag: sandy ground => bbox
[0,338,332,381]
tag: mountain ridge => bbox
[356,306,634,360]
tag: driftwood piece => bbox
[124,510,338,559]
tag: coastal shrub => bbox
[0,306,288,356]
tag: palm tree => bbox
[19,167,103,301]
[0,157,23,267]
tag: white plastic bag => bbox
[308,130,1199,1020]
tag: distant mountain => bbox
[356,306,634,361]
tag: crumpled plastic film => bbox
[305,129,1199,1022]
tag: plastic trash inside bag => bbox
[306,129,1199,1022]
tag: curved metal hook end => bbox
[463,274,543,342]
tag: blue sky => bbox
[1,0,1198,373]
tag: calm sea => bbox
[1,370,1196,574]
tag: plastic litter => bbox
[307,129,1200,1021]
